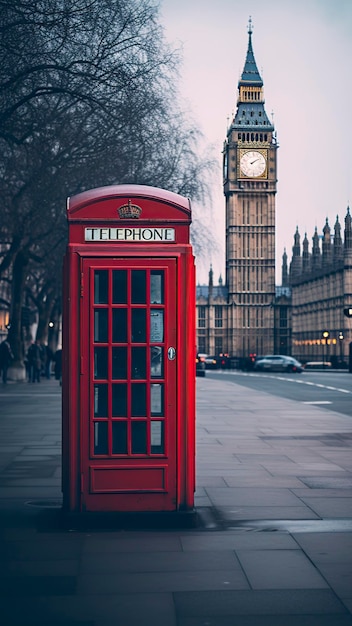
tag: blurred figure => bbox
[54,349,62,386]
[0,337,14,384]
[27,340,42,383]
[44,345,54,379]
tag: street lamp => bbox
[322,331,330,368]
[339,331,344,366]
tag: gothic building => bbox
[286,210,352,366]
[196,20,278,359]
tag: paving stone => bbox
[0,574,76,596]
[236,549,329,589]
[178,616,352,626]
[77,567,250,594]
[79,549,241,574]
[173,589,348,616]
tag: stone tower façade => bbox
[223,19,278,358]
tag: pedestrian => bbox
[0,337,14,384]
[54,349,62,386]
[39,343,46,377]
[44,344,54,379]
[27,340,42,383]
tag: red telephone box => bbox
[62,185,195,514]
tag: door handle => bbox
[167,347,176,361]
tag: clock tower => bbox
[223,19,278,358]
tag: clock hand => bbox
[250,158,259,165]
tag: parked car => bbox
[217,354,232,369]
[303,361,332,370]
[196,353,206,377]
[254,355,304,373]
[205,355,218,369]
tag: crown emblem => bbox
[117,199,142,219]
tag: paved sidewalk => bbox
[0,376,352,625]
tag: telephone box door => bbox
[80,257,177,512]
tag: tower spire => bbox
[231,20,273,132]
[239,16,263,87]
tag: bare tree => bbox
[0,0,177,144]
[0,0,216,377]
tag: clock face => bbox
[240,151,266,178]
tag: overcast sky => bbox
[160,0,352,284]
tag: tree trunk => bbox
[36,290,56,344]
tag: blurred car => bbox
[196,353,206,377]
[205,355,218,369]
[254,355,303,373]
[304,361,332,370]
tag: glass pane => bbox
[112,383,127,416]
[150,310,164,342]
[151,346,163,378]
[112,270,127,304]
[94,347,108,379]
[131,309,146,343]
[131,270,146,304]
[132,347,146,379]
[94,270,108,304]
[151,383,164,416]
[94,309,108,343]
[94,421,108,455]
[150,271,164,304]
[151,420,164,454]
[112,421,128,454]
[94,384,108,417]
[131,383,146,416]
[112,347,127,379]
[131,421,147,454]
[112,308,127,343]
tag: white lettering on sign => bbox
[85,227,175,242]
